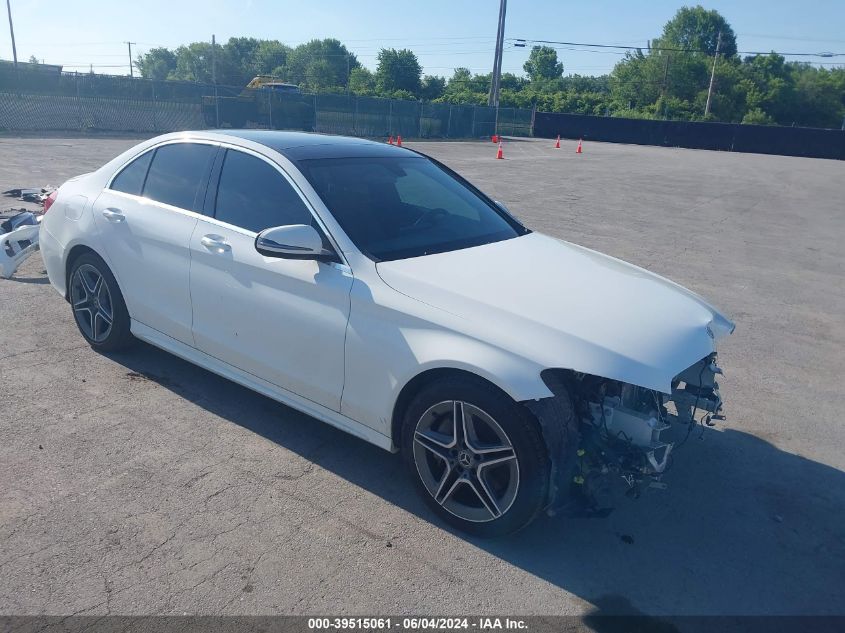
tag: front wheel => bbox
[401,376,550,537]
[68,252,134,352]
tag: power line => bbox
[737,32,845,44]
[508,37,844,58]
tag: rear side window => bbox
[110,150,153,196]
[142,143,216,211]
[215,150,313,232]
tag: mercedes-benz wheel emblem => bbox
[458,451,473,468]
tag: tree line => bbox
[135,5,845,129]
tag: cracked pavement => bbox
[1,135,844,617]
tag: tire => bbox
[401,375,550,537]
[68,252,134,352]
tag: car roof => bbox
[210,130,416,162]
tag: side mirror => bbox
[255,224,338,262]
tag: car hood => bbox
[375,232,734,394]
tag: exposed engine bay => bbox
[529,354,725,517]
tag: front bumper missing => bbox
[529,354,726,517]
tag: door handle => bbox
[102,208,125,223]
[200,234,231,253]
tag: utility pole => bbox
[661,53,671,119]
[704,30,722,117]
[125,41,136,77]
[488,0,507,109]
[211,34,219,128]
[5,0,18,70]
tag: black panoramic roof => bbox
[213,130,416,162]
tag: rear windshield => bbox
[298,156,527,261]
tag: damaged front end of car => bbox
[527,353,726,518]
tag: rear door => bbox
[93,141,218,344]
[189,147,353,411]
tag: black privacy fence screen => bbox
[1,64,841,159]
[534,111,845,160]
[0,66,533,139]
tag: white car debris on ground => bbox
[0,211,42,279]
[0,187,56,278]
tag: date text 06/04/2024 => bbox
[307,618,529,630]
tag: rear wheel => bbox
[401,376,549,537]
[69,253,133,352]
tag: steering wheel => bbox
[412,207,449,228]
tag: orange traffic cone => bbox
[576,139,583,154]
[388,135,394,145]
[496,142,504,159]
[492,134,498,143]
[555,135,560,149]
[397,135,402,147]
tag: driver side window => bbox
[394,166,480,221]
[215,150,314,233]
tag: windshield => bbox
[298,155,528,261]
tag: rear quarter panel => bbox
[40,177,103,297]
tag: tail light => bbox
[43,190,58,213]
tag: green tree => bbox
[284,39,359,91]
[609,50,665,112]
[659,5,738,57]
[135,47,177,80]
[420,75,446,100]
[171,43,216,83]
[254,40,291,76]
[348,67,376,95]
[498,73,528,95]
[223,37,262,84]
[438,67,487,105]
[788,65,845,128]
[302,58,338,91]
[608,7,733,120]
[704,57,748,122]
[523,46,563,82]
[560,74,608,93]
[75,20,845,128]
[376,48,422,96]
[739,53,796,124]
[741,108,774,125]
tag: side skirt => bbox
[131,320,394,452]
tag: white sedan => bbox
[40,131,733,536]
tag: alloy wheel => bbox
[71,264,114,343]
[413,400,520,523]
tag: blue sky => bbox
[3,0,844,78]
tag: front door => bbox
[189,148,353,411]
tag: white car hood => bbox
[376,232,734,394]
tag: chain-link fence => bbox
[0,65,534,138]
